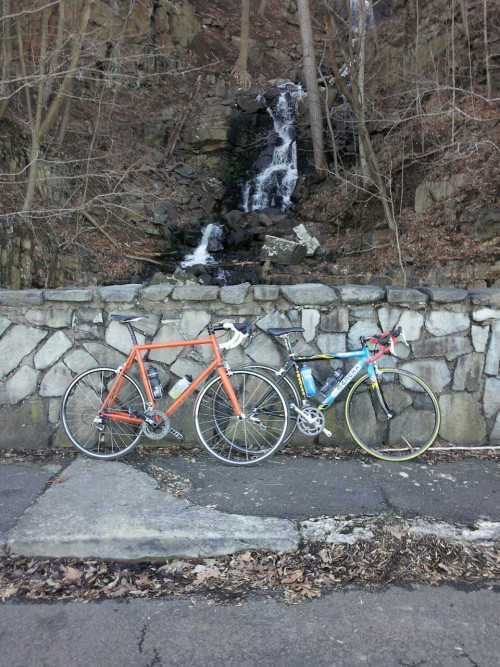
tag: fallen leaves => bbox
[1,534,499,605]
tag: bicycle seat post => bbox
[126,322,138,346]
[283,334,294,354]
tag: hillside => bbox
[0,0,498,288]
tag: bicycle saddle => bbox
[266,327,305,336]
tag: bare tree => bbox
[232,0,252,88]
[0,0,13,120]
[297,0,327,175]
[20,0,93,210]
[323,0,397,231]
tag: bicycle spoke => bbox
[194,370,289,465]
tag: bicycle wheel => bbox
[194,369,290,466]
[61,367,147,460]
[243,364,300,444]
[345,367,440,461]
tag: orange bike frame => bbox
[98,332,243,425]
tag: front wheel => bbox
[345,368,440,462]
[60,367,147,460]
[194,369,290,466]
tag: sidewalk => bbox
[1,451,499,561]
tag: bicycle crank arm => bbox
[128,407,161,427]
[169,426,184,441]
[290,404,332,438]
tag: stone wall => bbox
[0,284,499,451]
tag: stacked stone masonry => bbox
[0,284,499,451]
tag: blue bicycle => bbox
[245,326,441,462]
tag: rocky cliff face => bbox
[0,0,498,289]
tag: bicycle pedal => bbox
[169,427,184,442]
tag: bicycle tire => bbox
[345,367,440,461]
[194,369,290,466]
[60,367,147,460]
[243,364,300,444]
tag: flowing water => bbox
[180,223,222,268]
[242,83,304,212]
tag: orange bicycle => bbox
[60,315,290,466]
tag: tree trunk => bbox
[0,0,13,120]
[231,0,251,88]
[297,0,326,176]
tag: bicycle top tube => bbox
[294,349,370,363]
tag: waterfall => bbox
[180,223,222,268]
[242,83,304,212]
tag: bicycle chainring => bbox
[297,407,326,437]
[141,410,170,440]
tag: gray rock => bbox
[336,284,384,304]
[471,325,490,353]
[83,343,126,369]
[439,393,486,445]
[44,288,94,302]
[473,307,500,322]
[260,236,308,265]
[172,285,219,301]
[63,349,98,374]
[245,333,283,365]
[386,287,429,304]
[256,309,293,332]
[320,307,349,333]
[0,316,11,337]
[25,307,73,329]
[377,307,402,332]
[485,322,500,376]
[179,309,212,340]
[0,290,44,306]
[398,310,424,341]
[149,320,184,366]
[347,320,380,350]
[469,289,500,308]
[253,285,280,301]
[490,414,500,445]
[301,309,320,342]
[141,284,174,301]
[34,331,73,370]
[0,325,47,377]
[105,320,145,355]
[98,285,141,302]
[39,362,73,397]
[425,311,470,337]
[483,377,500,419]
[281,284,338,306]
[414,174,467,213]
[412,335,473,361]
[317,333,347,355]
[452,353,485,392]
[220,283,251,305]
[418,287,469,303]
[293,224,320,256]
[0,365,38,404]
[402,360,452,393]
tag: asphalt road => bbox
[150,453,500,524]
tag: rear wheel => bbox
[60,367,146,460]
[243,364,300,444]
[194,369,290,466]
[345,367,440,461]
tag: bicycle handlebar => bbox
[362,326,408,363]
[210,320,253,350]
